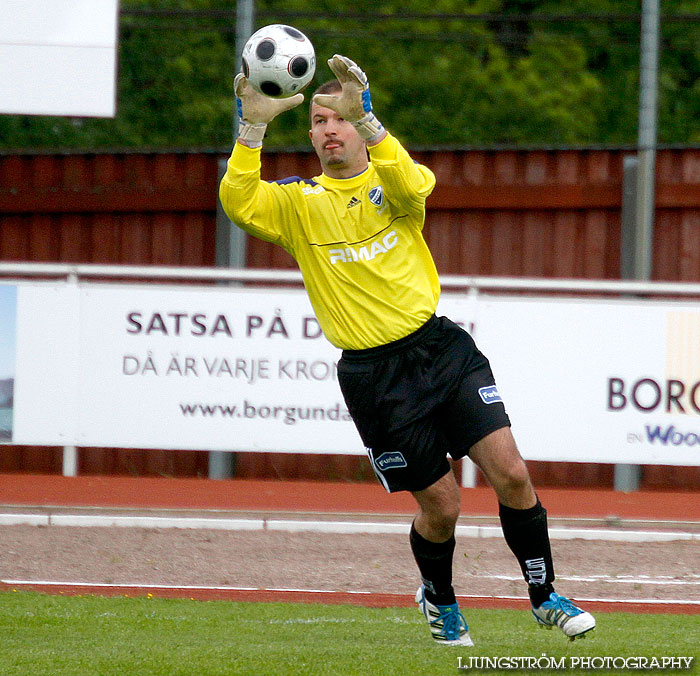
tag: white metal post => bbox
[62,445,78,477]
[461,457,477,488]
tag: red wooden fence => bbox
[2,146,700,488]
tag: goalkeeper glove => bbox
[235,73,304,147]
[312,54,384,143]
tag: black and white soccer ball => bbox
[241,24,316,99]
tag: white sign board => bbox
[6,283,476,453]
[0,0,119,117]
[3,280,700,466]
[475,296,700,466]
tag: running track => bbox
[1,474,699,614]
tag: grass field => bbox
[1,591,698,676]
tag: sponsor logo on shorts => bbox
[374,451,408,471]
[478,385,502,405]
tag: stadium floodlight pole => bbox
[615,0,660,493]
[210,0,255,481]
[634,0,659,281]
[224,0,254,271]
[234,0,255,142]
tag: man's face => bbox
[309,103,368,178]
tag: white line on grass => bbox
[3,579,700,603]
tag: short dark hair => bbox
[312,79,341,98]
[309,79,341,125]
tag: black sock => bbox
[409,522,456,606]
[499,499,555,608]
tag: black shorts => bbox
[337,315,510,493]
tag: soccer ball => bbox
[241,24,316,99]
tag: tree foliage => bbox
[1,0,700,150]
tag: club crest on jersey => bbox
[479,385,503,405]
[368,185,384,207]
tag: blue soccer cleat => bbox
[415,585,474,646]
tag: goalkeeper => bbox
[219,55,595,646]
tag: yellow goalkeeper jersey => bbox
[219,132,439,350]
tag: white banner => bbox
[475,296,700,466]
[3,280,700,465]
